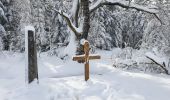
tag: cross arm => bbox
[72,55,85,61]
[72,54,101,61]
[89,54,101,60]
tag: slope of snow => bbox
[0,50,170,100]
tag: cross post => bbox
[73,41,100,81]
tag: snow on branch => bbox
[0,7,8,24]
[71,0,80,27]
[90,0,162,24]
[145,52,169,75]
[49,7,82,38]
[0,1,5,10]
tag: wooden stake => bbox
[27,30,38,83]
[85,62,89,81]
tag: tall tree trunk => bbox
[74,0,80,28]
[81,0,90,39]
[76,0,90,57]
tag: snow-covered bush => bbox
[112,47,170,74]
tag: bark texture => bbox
[81,0,90,40]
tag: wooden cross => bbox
[73,41,101,81]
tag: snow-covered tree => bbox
[48,0,161,55]
[0,0,167,54]
[141,0,170,52]
[0,0,8,50]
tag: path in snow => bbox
[0,51,170,100]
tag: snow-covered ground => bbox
[0,50,170,100]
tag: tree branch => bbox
[71,0,80,27]
[49,8,82,38]
[0,1,5,10]
[0,7,8,24]
[90,0,162,24]
[146,56,169,75]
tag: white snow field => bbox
[0,50,170,100]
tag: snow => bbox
[0,7,5,16]
[25,25,35,33]
[0,37,2,51]
[63,30,77,57]
[80,38,85,45]
[71,0,79,18]
[0,49,170,100]
[90,0,102,11]
[80,39,89,45]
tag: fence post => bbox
[25,26,38,84]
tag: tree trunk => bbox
[81,0,90,39]
[76,0,90,62]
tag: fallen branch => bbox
[146,56,169,75]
